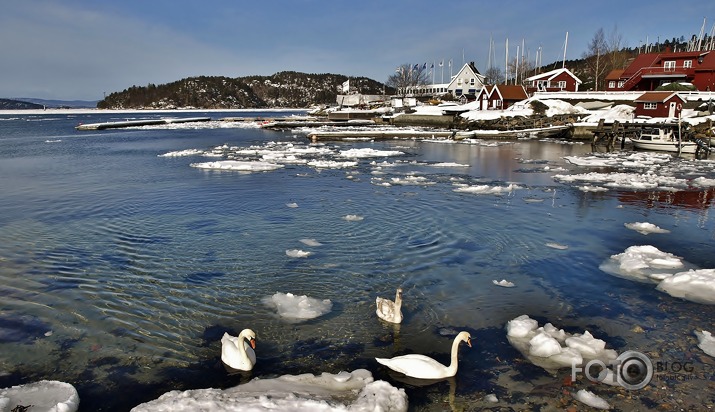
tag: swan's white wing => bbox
[376,354,447,379]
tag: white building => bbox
[398,62,486,99]
[446,62,487,98]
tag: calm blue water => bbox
[1,111,714,410]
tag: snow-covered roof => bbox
[524,68,582,84]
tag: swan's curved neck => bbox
[394,293,402,308]
[447,336,463,374]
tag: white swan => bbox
[376,288,403,324]
[375,331,472,379]
[221,329,256,371]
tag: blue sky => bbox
[2,1,714,101]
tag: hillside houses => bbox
[605,48,715,92]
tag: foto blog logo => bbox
[571,350,654,390]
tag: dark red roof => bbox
[634,91,686,103]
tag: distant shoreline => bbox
[0,108,309,115]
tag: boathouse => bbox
[633,91,686,118]
[476,84,528,110]
[524,68,582,93]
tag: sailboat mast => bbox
[562,32,568,68]
[505,38,509,84]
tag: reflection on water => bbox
[0,113,714,410]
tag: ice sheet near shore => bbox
[0,380,79,412]
[694,330,715,357]
[506,315,619,376]
[600,245,715,304]
[573,389,611,410]
[130,369,407,412]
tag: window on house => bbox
[558,81,566,89]
[644,102,658,110]
[684,60,692,68]
[470,78,475,86]
[609,81,616,88]
[618,81,624,88]
[455,89,463,96]
[457,79,462,86]
[664,61,676,71]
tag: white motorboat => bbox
[630,126,697,154]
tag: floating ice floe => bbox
[453,183,521,195]
[694,330,715,357]
[300,238,322,247]
[343,214,364,221]
[286,202,299,208]
[656,269,715,304]
[601,246,715,304]
[338,148,404,158]
[578,185,609,192]
[624,222,670,235]
[307,160,358,169]
[190,160,284,172]
[262,292,333,321]
[389,176,435,186]
[0,380,79,412]
[545,242,569,250]
[158,149,204,157]
[599,245,686,283]
[573,389,611,410]
[557,151,715,193]
[506,315,618,373]
[429,162,469,167]
[286,249,311,258]
[130,369,407,412]
[492,279,515,288]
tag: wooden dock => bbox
[456,124,572,140]
[261,119,375,129]
[307,129,456,142]
[75,117,211,130]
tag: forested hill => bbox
[0,98,45,110]
[97,72,391,109]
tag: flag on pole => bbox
[422,63,427,69]
[430,63,434,69]
[439,60,443,67]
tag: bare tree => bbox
[386,63,429,95]
[483,66,503,85]
[606,25,629,72]
[583,28,608,91]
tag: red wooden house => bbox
[605,48,715,91]
[524,68,582,93]
[476,84,528,110]
[633,91,686,118]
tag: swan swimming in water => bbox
[221,329,257,371]
[375,331,472,379]
[376,288,403,324]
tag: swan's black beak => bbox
[250,338,256,349]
